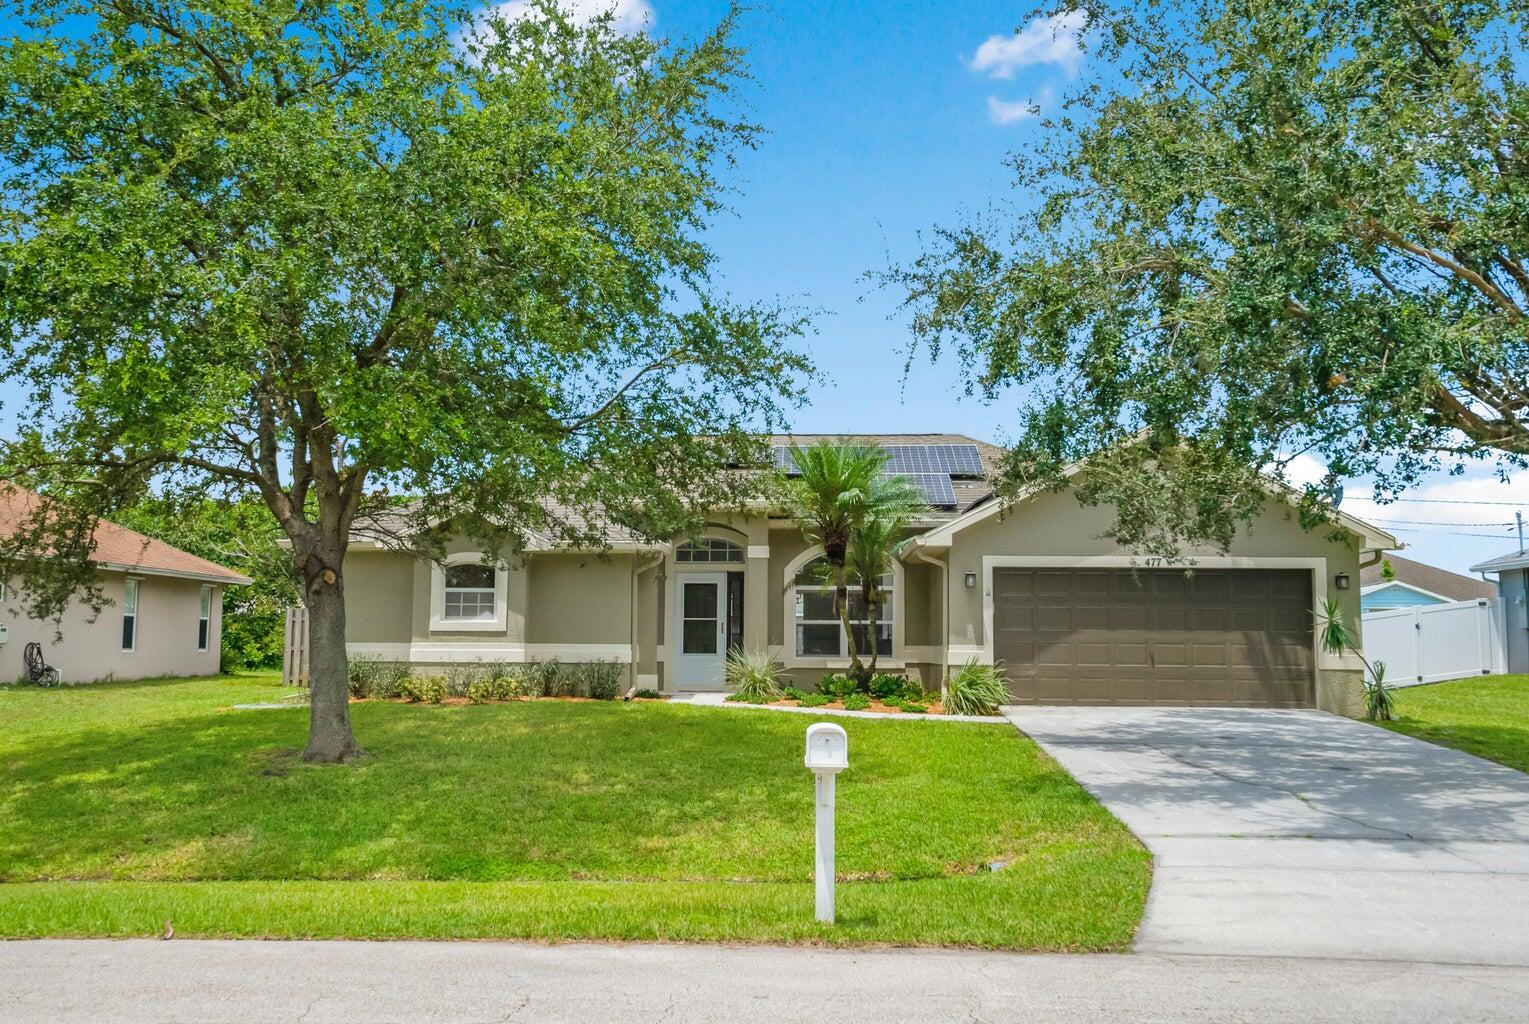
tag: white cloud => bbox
[986,94,1041,125]
[970,10,1088,79]
[481,0,653,36]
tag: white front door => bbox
[674,573,727,688]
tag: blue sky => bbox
[631,0,1525,576]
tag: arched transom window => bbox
[792,556,893,658]
[676,538,743,563]
[443,563,496,620]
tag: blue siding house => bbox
[1360,555,1496,614]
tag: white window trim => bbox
[429,553,509,633]
[673,537,745,565]
[781,545,904,670]
[122,575,142,653]
[197,584,212,651]
[972,554,1359,672]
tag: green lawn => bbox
[0,673,1149,948]
[1381,674,1529,774]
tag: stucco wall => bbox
[525,553,633,645]
[1503,568,1529,675]
[342,551,415,643]
[2,570,222,683]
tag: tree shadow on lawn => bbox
[0,700,1103,885]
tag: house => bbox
[1470,548,1529,675]
[341,434,1397,715]
[0,487,252,682]
[1359,554,1497,613]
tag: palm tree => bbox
[845,481,928,680]
[780,443,887,680]
[781,443,927,685]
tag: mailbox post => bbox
[804,722,848,924]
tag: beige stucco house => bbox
[0,487,252,683]
[342,434,1396,715]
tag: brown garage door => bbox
[993,568,1314,707]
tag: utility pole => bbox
[1518,510,1525,553]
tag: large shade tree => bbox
[0,0,810,761]
[891,0,1527,553]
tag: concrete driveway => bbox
[1003,707,1529,966]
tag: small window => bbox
[675,538,743,563]
[122,578,139,651]
[443,563,496,620]
[198,585,212,651]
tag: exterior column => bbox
[744,517,770,653]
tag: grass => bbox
[0,673,1149,948]
[1380,674,1529,774]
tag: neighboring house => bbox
[1471,548,1529,675]
[342,434,1397,715]
[0,487,252,683]
[1359,554,1497,613]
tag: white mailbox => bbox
[804,721,848,924]
[804,722,848,774]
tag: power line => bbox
[1363,518,1517,527]
[1344,496,1526,507]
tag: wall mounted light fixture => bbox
[1334,572,1351,590]
[964,571,977,589]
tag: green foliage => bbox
[577,662,625,701]
[894,700,928,714]
[944,661,1009,717]
[1317,596,1357,659]
[0,0,810,760]
[797,693,832,708]
[842,693,872,711]
[890,0,1529,554]
[868,673,921,701]
[1363,661,1396,722]
[525,662,561,698]
[725,648,786,703]
[467,674,526,704]
[1380,560,1396,582]
[817,674,859,699]
[782,687,810,702]
[399,676,448,705]
[631,688,662,700]
[347,657,408,700]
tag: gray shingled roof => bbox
[1470,548,1529,574]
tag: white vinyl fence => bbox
[1361,598,1505,687]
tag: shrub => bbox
[782,687,810,702]
[944,660,1009,716]
[868,673,907,700]
[817,673,858,699]
[1364,660,1396,722]
[632,688,662,700]
[467,673,525,704]
[842,693,871,711]
[400,675,447,704]
[725,648,787,703]
[798,693,831,708]
[896,699,928,714]
[525,660,561,698]
[347,656,407,699]
[580,661,625,701]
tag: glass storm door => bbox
[674,573,726,688]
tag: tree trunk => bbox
[301,562,362,764]
[863,584,881,678]
[835,564,866,685]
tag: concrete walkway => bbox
[5,939,1528,1023]
[1004,706,1529,966]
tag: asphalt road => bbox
[5,939,1528,1023]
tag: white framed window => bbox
[443,563,497,621]
[198,585,212,651]
[792,556,893,658]
[122,577,140,651]
[675,538,743,563]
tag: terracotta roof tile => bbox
[0,486,252,585]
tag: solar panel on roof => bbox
[886,472,956,507]
[774,443,985,478]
